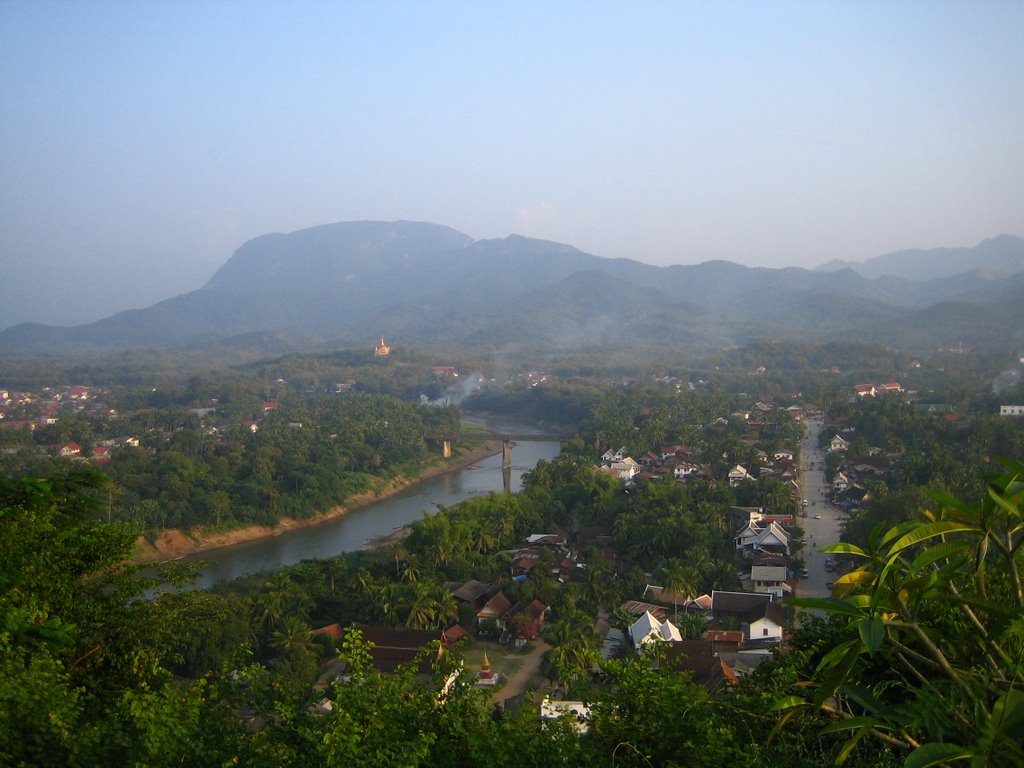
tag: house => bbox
[773,450,794,461]
[342,626,455,673]
[661,640,739,692]
[711,590,773,622]
[477,592,513,632]
[607,459,639,480]
[601,447,628,463]
[746,600,786,643]
[502,599,548,646]
[448,580,492,608]
[828,434,849,453]
[629,611,682,647]
[704,629,744,653]
[853,384,876,398]
[541,698,591,733]
[431,366,459,376]
[618,600,668,621]
[728,464,752,486]
[525,533,568,548]
[749,565,790,598]
[832,471,850,491]
[59,442,81,458]
[734,520,790,557]
[711,591,785,644]
[510,551,542,578]
[878,382,903,394]
[733,520,765,551]
[667,462,700,481]
[1001,405,1024,417]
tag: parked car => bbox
[826,581,835,590]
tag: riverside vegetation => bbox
[1,341,1023,766]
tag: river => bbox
[185,420,562,588]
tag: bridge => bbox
[423,433,570,492]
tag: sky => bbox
[1,1,1022,329]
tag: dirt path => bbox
[493,638,551,703]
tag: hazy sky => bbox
[2,2,1022,329]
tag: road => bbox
[795,418,844,601]
[492,638,550,704]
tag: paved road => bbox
[795,419,844,601]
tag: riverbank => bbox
[130,442,501,565]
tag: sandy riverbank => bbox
[130,442,501,564]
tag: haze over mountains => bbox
[2,221,1022,356]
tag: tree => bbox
[660,558,698,619]
[781,458,1024,767]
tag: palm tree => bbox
[705,559,741,592]
[404,583,434,629]
[661,558,698,619]
[428,585,458,629]
[270,615,314,656]
[471,523,497,554]
[370,582,404,626]
[546,638,599,691]
[391,543,408,579]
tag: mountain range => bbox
[2,221,1022,356]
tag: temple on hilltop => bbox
[374,337,391,356]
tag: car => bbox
[800,569,809,579]
[814,513,821,519]
[826,581,835,590]
[801,498,809,507]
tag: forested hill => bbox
[2,221,1022,355]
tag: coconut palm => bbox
[661,558,698,619]
[404,583,434,629]
[270,615,314,656]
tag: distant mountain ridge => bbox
[816,234,1024,280]
[2,221,1022,355]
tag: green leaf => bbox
[838,684,905,722]
[929,490,969,514]
[817,715,884,735]
[836,569,874,587]
[857,618,885,656]
[987,483,1021,517]
[879,520,920,548]
[814,641,861,707]
[816,638,860,675]
[987,688,1024,742]
[773,695,809,711]
[909,539,968,572]
[834,726,870,765]
[822,542,868,558]
[889,522,977,556]
[903,742,972,768]
[785,597,864,618]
